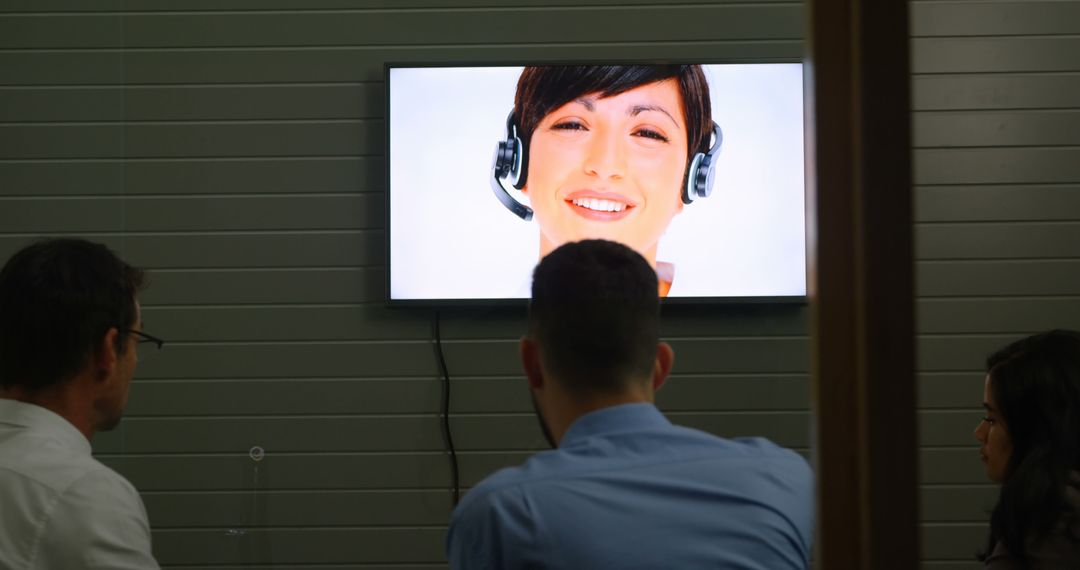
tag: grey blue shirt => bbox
[446,403,813,569]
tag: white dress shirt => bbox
[0,398,159,569]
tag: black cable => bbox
[433,310,461,507]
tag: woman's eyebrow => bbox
[573,97,596,111]
[628,104,679,126]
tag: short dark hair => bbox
[514,65,713,184]
[981,329,1080,564]
[528,239,660,395]
[0,239,146,392]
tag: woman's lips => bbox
[564,190,636,222]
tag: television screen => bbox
[387,63,806,303]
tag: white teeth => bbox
[572,198,627,213]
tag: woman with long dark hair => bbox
[976,329,1080,568]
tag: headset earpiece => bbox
[491,111,534,220]
[682,122,724,204]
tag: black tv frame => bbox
[384,60,808,308]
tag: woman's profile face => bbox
[974,374,1013,482]
[522,79,689,264]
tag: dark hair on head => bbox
[980,329,1080,564]
[514,65,713,185]
[0,238,146,392]
[528,239,660,395]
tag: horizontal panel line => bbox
[915,332,1047,338]
[141,302,390,309]
[0,38,803,53]
[94,450,527,458]
[915,220,1080,226]
[140,488,449,495]
[918,294,1080,301]
[916,256,1080,262]
[0,80,381,90]
[917,294,1080,301]
[0,3,801,17]
[140,487,467,495]
[152,524,447,532]
[919,521,992,528]
[0,156,381,163]
[919,483,995,490]
[0,81,383,89]
[115,410,811,421]
[157,561,447,565]
[914,69,1080,77]
[133,335,808,345]
[915,107,1080,114]
[0,118,378,126]
[0,231,380,239]
[0,154,383,161]
[112,264,382,271]
[130,372,803,382]
[130,340,803,350]
[917,258,1080,264]
[100,448,813,459]
[916,182,1080,188]
[0,193,379,201]
[147,266,377,273]
[911,32,1080,41]
[131,372,808,382]
[917,369,996,375]
[915,144,1080,150]
[912,69,1080,77]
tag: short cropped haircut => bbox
[0,239,146,392]
[514,65,714,165]
[528,240,660,395]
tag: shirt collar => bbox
[0,398,92,456]
[560,403,671,448]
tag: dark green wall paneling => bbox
[0,4,810,568]
[2,1,1079,568]
[911,0,1080,566]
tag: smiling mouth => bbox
[564,194,635,221]
[570,197,629,213]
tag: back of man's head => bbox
[0,239,145,392]
[528,240,660,396]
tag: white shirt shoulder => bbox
[0,399,159,570]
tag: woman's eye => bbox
[551,121,587,132]
[634,128,670,143]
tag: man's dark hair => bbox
[515,65,713,168]
[980,329,1080,565]
[0,239,146,392]
[528,239,660,395]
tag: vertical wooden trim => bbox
[807,0,918,567]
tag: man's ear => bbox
[652,341,675,392]
[520,337,544,390]
[94,327,121,381]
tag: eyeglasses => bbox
[127,329,165,350]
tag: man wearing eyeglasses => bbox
[0,238,164,569]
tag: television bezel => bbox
[384,60,809,308]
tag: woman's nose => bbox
[974,421,986,443]
[583,130,626,180]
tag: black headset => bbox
[491,110,724,221]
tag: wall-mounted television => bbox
[386,63,806,305]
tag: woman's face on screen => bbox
[523,79,689,264]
